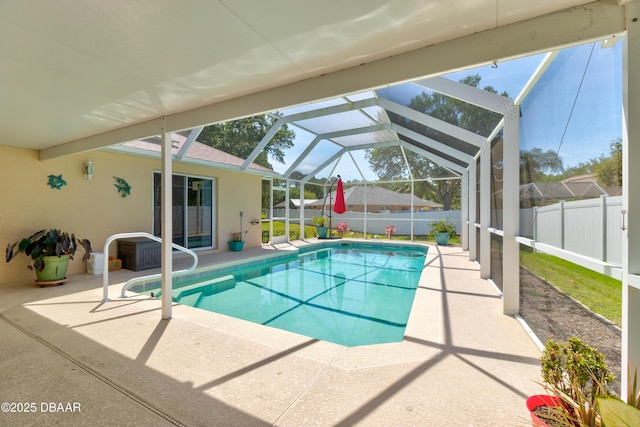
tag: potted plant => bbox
[335,222,348,237]
[596,367,640,426]
[430,219,456,245]
[228,232,244,252]
[527,337,614,427]
[312,216,329,239]
[385,225,397,240]
[6,228,92,283]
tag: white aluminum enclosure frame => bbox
[622,0,640,397]
[26,0,636,397]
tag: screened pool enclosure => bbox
[130,34,636,389]
[16,1,639,397]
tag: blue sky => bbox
[269,39,622,181]
[442,41,622,169]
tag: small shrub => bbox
[537,337,614,426]
[429,219,456,237]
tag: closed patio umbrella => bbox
[334,177,346,214]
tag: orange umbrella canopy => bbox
[334,177,346,214]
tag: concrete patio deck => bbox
[0,241,544,426]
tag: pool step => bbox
[171,275,236,305]
[154,275,236,305]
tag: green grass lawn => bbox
[520,248,622,326]
[263,221,460,244]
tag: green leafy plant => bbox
[6,229,92,271]
[429,219,456,236]
[596,366,640,427]
[230,232,243,242]
[627,366,640,410]
[312,217,326,227]
[534,337,614,427]
[597,397,640,426]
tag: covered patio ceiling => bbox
[3,0,639,397]
[0,1,625,164]
[110,74,510,183]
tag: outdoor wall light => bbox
[83,159,95,180]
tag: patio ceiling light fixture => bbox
[83,159,94,180]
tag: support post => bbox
[285,180,290,242]
[622,0,640,397]
[461,172,469,250]
[300,182,305,240]
[601,195,607,262]
[161,118,173,320]
[480,142,491,279]
[502,105,520,315]
[468,160,478,262]
[559,200,565,249]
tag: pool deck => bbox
[0,240,544,426]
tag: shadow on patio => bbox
[0,243,543,426]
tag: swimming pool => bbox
[139,241,427,346]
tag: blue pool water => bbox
[143,242,427,346]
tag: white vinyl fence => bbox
[274,195,623,266]
[520,195,623,265]
[272,209,461,237]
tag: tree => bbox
[198,115,295,169]
[520,148,564,183]
[593,139,622,188]
[366,74,505,210]
[201,115,295,212]
[524,138,621,188]
[558,161,595,182]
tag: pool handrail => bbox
[101,232,198,302]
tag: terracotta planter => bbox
[526,395,562,427]
[228,241,244,252]
[35,255,70,282]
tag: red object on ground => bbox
[333,178,346,214]
[526,395,562,427]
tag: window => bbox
[153,173,216,249]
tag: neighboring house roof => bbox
[520,181,608,200]
[561,173,597,183]
[561,173,621,196]
[122,133,273,173]
[308,186,442,209]
[274,199,319,208]
[604,186,622,196]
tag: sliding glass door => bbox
[153,172,215,249]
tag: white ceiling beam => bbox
[301,149,347,184]
[40,0,625,160]
[347,151,367,183]
[322,124,391,140]
[342,140,400,151]
[377,97,486,147]
[175,126,203,159]
[401,146,414,181]
[241,118,284,170]
[283,126,393,177]
[40,118,164,160]
[481,118,506,157]
[414,76,514,114]
[105,145,279,178]
[400,141,464,175]
[391,123,475,165]
[283,135,324,177]
[514,50,560,106]
[279,98,379,123]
